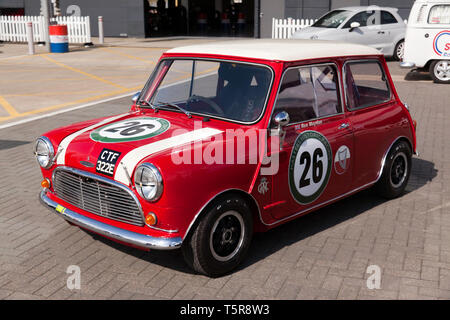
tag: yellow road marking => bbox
[100,47,191,76]
[40,54,128,90]
[4,90,104,97]
[1,74,146,84]
[107,46,171,51]
[0,95,19,116]
[100,47,157,65]
[0,85,142,123]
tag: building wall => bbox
[285,0,330,20]
[0,0,24,8]
[260,0,284,38]
[24,0,145,37]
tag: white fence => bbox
[272,18,317,39]
[272,17,409,39]
[0,15,91,44]
[0,16,45,42]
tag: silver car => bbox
[292,6,406,60]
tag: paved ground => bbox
[0,37,229,125]
[0,42,449,299]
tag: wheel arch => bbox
[182,188,261,243]
[376,136,413,182]
[392,38,405,58]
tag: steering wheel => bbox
[187,95,225,116]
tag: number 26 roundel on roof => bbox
[90,117,170,143]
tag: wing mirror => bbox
[349,22,360,32]
[132,91,141,103]
[273,111,290,150]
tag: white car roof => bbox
[338,6,399,13]
[166,39,380,62]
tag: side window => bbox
[345,61,391,110]
[343,11,378,28]
[381,11,398,24]
[272,64,342,124]
[428,5,450,24]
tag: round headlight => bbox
[134,163,163,202]
[34,137,54,169]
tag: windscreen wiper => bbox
[137,99,157,112]
[155,101,192,118]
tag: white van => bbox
[401,0,450,83]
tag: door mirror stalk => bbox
[273,111,290,150]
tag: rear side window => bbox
[344,61,391,110]
[381,11,398,24]
[428,5,450,24]
[272,64,342,124]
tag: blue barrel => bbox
[49,25,68,53]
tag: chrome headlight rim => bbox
[35,136,54,169]
[134,163,163,202]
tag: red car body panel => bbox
[38,50,417,250]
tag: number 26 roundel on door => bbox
[288,131,332,204]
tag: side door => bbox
[263,62,354,221]
[344,10,384,49]
[343,59,401,188]
[379,10,404,55]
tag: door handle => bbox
[377,31,385,34]
[338,123,350,129]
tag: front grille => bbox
[53,169,144,226]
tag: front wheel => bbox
[182,195,253,277]
[393,40,405,61]
[430,60,450,83]
[375,141,412,199]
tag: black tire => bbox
[393,40,405,61]
[429,60,450,84]
[375,140,412,199]
[182,195,253,277]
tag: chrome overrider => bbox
[39,189,182,250]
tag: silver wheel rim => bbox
[434,60,450,82]
[209,210,245,262]
[396,42,404,60]
[390,152,408,188]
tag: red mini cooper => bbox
[36,40,417,277]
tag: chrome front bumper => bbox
[400,61,416,68]
[39,189,182,250]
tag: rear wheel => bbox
[375,141,412,199]
[182,195,253,277]
[393,40,405,61]
[430,60,450,83]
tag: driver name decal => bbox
[289,131,332,204]
[90,117,170,143]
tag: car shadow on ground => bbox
[86,157,437,276]
[0,139,31,151]
[404,69,433,82]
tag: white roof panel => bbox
[166,39,381,62]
